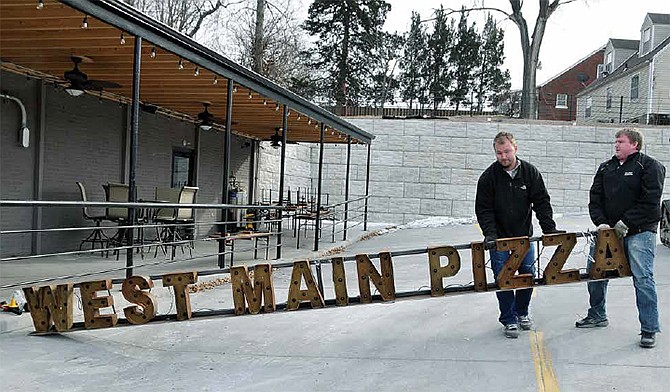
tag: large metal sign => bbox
[22,229,630,333]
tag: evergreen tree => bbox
[367,32,405,108]
[449,9,481,112]
[303,0,391,114]
[424,6,454,112]
[475,14,511,112]
[398,12,429,111]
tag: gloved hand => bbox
[484,235,497,244]
[596,223,611,231]
[614,220,628,238]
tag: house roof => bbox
[647,13,670,25]
[609,39,639,50]
[578,35,670,96]
[0,0,374,144]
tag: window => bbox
[555,94,568,109]
[642,27,651,54]
[171,149,195,188]
[585,96,592,118]
[630,75,639,101]
[606,88,612,109]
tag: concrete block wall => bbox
[257,142,312,202]
[316,119,670,224]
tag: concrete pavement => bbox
[0,215,668,391]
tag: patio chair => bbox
[75,182,108,253]
[154,186,198,258]
[103,182,129,258]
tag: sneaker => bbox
[640,332,656,348]
[575,316,609,328]
[518,315,533,330]
[504,324,519,339]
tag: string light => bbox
[178,59,184,69]
[233,86,238,93]
[120,32,126,45]
[212,76,218,85]
[308,119,312,125]
[194,67,200,76]
[150,46,157,58]
[37,0,44,10]
[248,92,253,99]
[275,104,280,111]
[263,99,267,105]
[297,114,301,120]
[82,15,89,29]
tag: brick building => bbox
[536,47,605,121]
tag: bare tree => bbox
[123,0,235,37]
[445,0,578,119]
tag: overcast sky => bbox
[298,0,669,89]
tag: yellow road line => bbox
[530,331,560,392]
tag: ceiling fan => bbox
[265,127,297,148]
[63,55,122,96]
[197,101,236,131]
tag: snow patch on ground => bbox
[360,216,477,238]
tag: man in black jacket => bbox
[475,132,559,338]
[576,128,666,349]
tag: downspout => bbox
[0,92,30,147]
[646,57,654,125]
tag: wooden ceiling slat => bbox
[0,0,359,144]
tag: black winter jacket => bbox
[475,158,557,239]
[589,152,666,234]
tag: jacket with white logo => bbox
[589,152,666,233]
[475,158,557,240]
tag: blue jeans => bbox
[586,231,660,333]
[490,243,536,326]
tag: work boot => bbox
[575,316,609,328]
[640,332,656,348]
[518,315,533,330]
[504,324,519,339]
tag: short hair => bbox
[493,131,517,148]
[615,128,643,150]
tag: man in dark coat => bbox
[576,128,666,349]
[475,131,559,338]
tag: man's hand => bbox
[596,223,611,231]
[484,235,497,244]
[614,220,628,238]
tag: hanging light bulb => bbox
[82,15,89,29]
[297,114,301,120]
[37,0,44,9]
[150,46,157,58]
[178,59,184,69]
[263,99,267,105]
[308,119,312,125]
[248,92,253,99]
[120,32,126,45]
[212,75,218,85]
[233,86,238,93]
[194,67,200,76]
[275,104,280,111]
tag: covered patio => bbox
[0,0,375,282]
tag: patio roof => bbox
[0,0,374,144]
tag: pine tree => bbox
[399,12,429,111]
[367,32,404,108]
[424,6,454,112]
[449,9,481,113]
[475,14,511,112]
[303,0,391,114]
